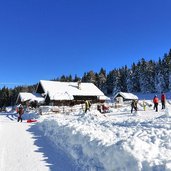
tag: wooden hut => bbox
[16,92,44,107]
[114,92,138,103]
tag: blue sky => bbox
[0,0,171,88]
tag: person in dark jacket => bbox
[131,100,138,113]
[85,100,91,113]
[17,105,24,122]
[153,95,159,112]
[161,92,166,109]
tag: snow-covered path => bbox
[0,113,76,171]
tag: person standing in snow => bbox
[17,104,24,122]
[97,104,102,113]
[131,100,138,113]
[161,92,166,109]
[85,100,91,113]
[143,100,147,111]
[153,95,159,112]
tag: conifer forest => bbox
[0,49,171,108]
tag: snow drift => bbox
[36,102,171,171]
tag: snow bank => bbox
[165,107,171,117]
[36,102,171,171]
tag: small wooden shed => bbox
[16,92,44,107]
[114,92,138,103]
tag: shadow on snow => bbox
[27,124,80,171]
[0,113,18,121]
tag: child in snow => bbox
[153,95,159,112]
[131,100,138,113]
[85,100,91,113]
[17,104,24,122]
[143,100,147,111]
[161,92,166,109]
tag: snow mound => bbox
[165,107,171,117]
[36,105,171,171]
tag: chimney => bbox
[78,80,81,89]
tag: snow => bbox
[114,92,138,100]
[52,91,74,100]
[0,112,78,171]
[39,80,105,99]
[98,95,111,100]
[17,92,44,103]
[1,99,171,171]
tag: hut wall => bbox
[74,96,97,102]
[36,83,45,94]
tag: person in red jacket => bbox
[153,95,159,112]
[161,92,166,109]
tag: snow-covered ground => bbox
[1,99,171,171]
[0,111,78,171]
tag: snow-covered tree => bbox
[126,69,134,92]
[169,71,171,91]
[112,72,121,95]
[131,62,140,92]
[138,59,155,93]
[106,69,121,95]
[106,70,116,94]
[154,58,166,92]
[97,68,107,93]
[118,66,128,92]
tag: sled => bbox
[27,119,37,123]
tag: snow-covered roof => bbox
[51,92,74,101]
[18,92,44,103]
[98,95,110,101]
[114,92,138,100]
[38,80,105,100]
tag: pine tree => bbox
[119,66,128,92]
[155,59,166,92]
[162,54,170,91]
[0,86,10,108]
[60,75,66,82]
[82,72,88,82]
[106,70,115,94]
[107,69,121,95]
[126,69,134,92]
[112,70,121,95]
[138,58,155,93]
[86,71,97,84]
[97,68,107,93]
[73,75,81,82]
[167,50,171,90]
[131,63,140,92]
